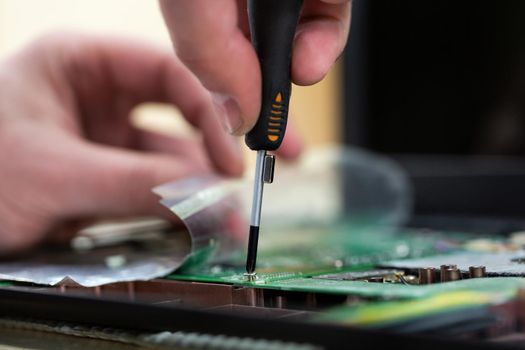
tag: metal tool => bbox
[244,0,304,278]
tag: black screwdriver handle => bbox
[245,0,303,151]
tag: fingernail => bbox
[212,93,242,134]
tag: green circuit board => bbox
[168,221,463,285]
[1,216,521,331]
[164,222,525,328]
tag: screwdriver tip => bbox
[244,272,258,282]
[245,225,260,274]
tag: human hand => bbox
[0,33,245,254]
[160,0,350,147]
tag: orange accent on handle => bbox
[263,92,284,144]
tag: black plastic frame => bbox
[0,287,512,350]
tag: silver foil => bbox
[0,218,191,287]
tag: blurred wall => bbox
[0,0,341,147]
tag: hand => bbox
[160,0,350,149]
[0,33,245,254]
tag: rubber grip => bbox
[245,0,303,151]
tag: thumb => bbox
[61,141,210,219]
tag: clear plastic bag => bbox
[154,146,413,267]
[0,146,412,286]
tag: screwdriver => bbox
[244,0,304,280]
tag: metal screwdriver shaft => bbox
[246,151,274,279]
[245,150,267,277]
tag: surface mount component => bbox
[469,266,487,278]
[314,269,402,282]
[418,267,436,284]
[441,267,462,282]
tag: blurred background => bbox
[0,0,342,146]
[345,0,525,228]
[2,0,525,228]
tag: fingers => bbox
[0,122,211,253]
[63,140,212,219]
[159,0,261,135]
[108,38,244,176]
[159,0,349,143]
[275,121,303,160]
[55,34,245,176]
[133,128,212,172]
[292,0,351,85]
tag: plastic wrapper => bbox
[0,146,412,286]
[154,146,413,271]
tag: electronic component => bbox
[3,223,525,346]
[469,266,487,278]
[382,251,525,277]
[418,267,436,284]
[314,269,402,282]
[441,266,461,282]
